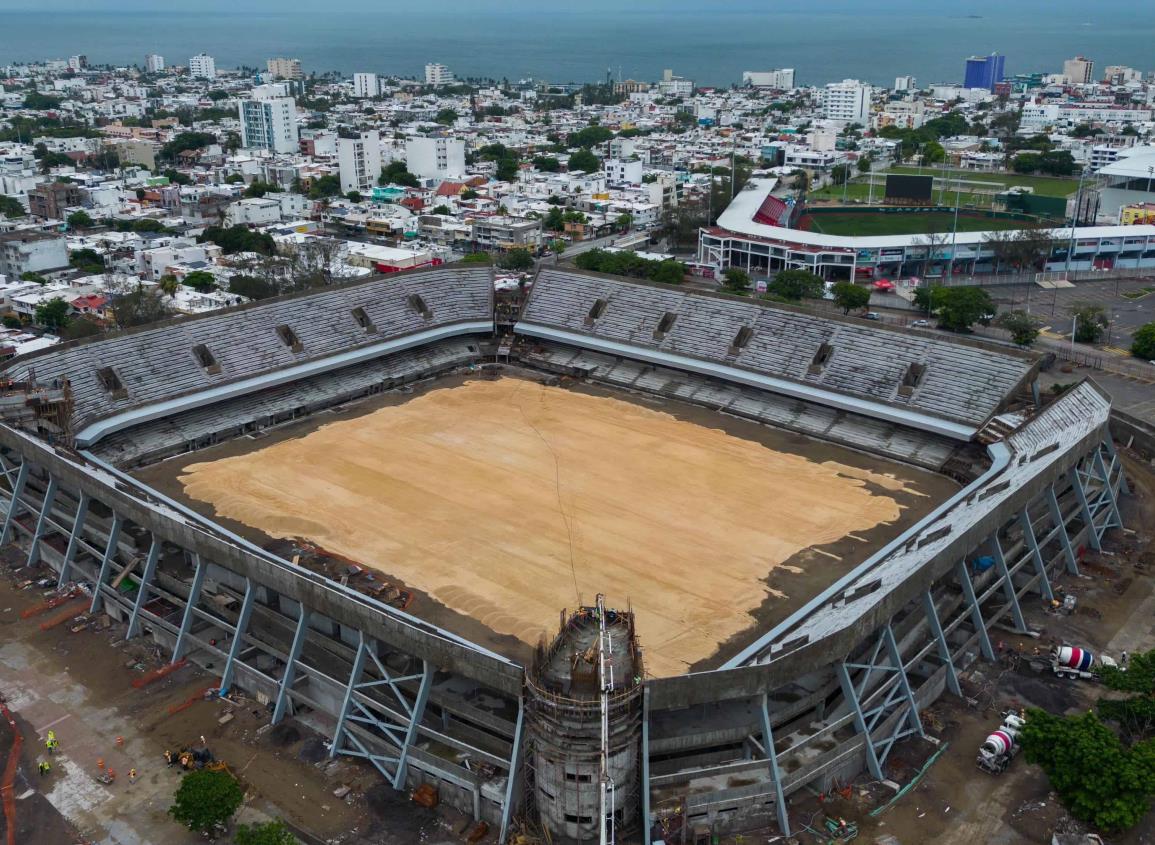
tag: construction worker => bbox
[128,768,137,785]
[163,749,175,767]
[45,736,57,755]
[38,760,51,776]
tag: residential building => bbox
[239,95,298,154]
[470,216,543,252]
[658,69,694,98]
[67,55,87,71]
[964,54,1005,91]
[742,69,795,89]
[821,79,872,123]
[0,232,69,278]
[405,137,466,181]
[353,73,379,99]
[1063,56,1095,85]
[109,139,157,170]
[338,130,382,194]
[605,158,644,185]
[225,197,283,227]
[189,53,216,80]
[145,54,165,73]
[894,75,916,92]
[28,182,84,220]
[1103,65,1142,85]
[266,57,303,80]
[425,63,454,86]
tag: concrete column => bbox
[837,661,883,780]
[391,659,432,789]
[991,534,1027,632]
[172,555,205,662]
[89,513,123,614]
[882,624,923,739]
[58,491,89,585]
[1102,436,1130,496]
[1093,447,1123,532]
[498,696,526,844]
[25,475,58,567]
[331,632,368,758]
[1047,484,1080,575]
[760,693,792,837]
[1018,509,1054,602]
[220,579,255,695]
[921,590,960,696]
[272,608,311,725]
[1068,466,1100,551]
[126,534,161,639]
[0,462,30,546]
[642,686,652,845]
[956,558,995,661]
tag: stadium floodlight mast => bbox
[946,169,962,282]
[1064,165,1091,280]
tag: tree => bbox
[495,157,519,181]
[461,188,479,200]
[431,204,452,215]
[34,298,70,332]
[225,173,245,185]
[568,125,613,148]
[243,181,282,199]
[1070,304,1109,344]
[379,161,419,188]
[157,274,180,298]
[182,270,217,292]
[1131,323,1155,361]
[856,155,873,174]
[169,769,244,835]
[20,272,48,285]
[832,282,870,314]
[199,225,277,256]
[107,278,176,328]
[912,284,938,314]
[996,310,1040,347]
[62,316,101,340]
[830,163,851,187]
[721,267,752,294]
[543,206,566,232]
[461,252,491,264]
[1020,709,1155,832]
[307,174,342,199]
[69,248,105,273]
[66,210,94,229]
[160,131,217,162]
[768,269,823,301]
[234,819,299,845]
[532,156,561,172]
[650,260,685,285]
[435,108,459,125]
[615,213,633,232]
[228,274,278,300]
[932,286,995,332]
[497,248,535,272]
[23,92,62,110]
[0,195,26,218]
[568,148,600,174]
[921,140,947,164]
[345,190,363,203]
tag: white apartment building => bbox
[658,69,694,98]
[353,73,379,99]
[145,54,165,73]
[894,76,916,92]
[338,130,383,194]
[821,79,872,123]
[604,158,644,185]
[239,96,298,154]
[189,53,216,80]
[1103,65,1142,85]
[1063,56,1094,85]
[267,57,303,80]
[742,69,796,89]
[405,137,465,180]
[425,63,454,86]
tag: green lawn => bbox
[885,167,1080,198]
[802,212,1033,237]
[808,168,1080,209]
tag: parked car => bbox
[864,312,882,321]
[911,319,931,328]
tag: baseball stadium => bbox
[0,259,1128,844]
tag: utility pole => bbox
[947,173,961,282]
[1064,166,1089,280]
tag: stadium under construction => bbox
[0,262,1128,844]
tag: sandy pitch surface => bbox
[179,378,908,676]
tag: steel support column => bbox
[1102,435,1130,496]
[1018,509,1054,602]
[57,492,89,585]
[172,555,205,663]
[760,693,792,837]
[219,579,255,695]
[1069,467,1100,551]
[956,558,995,661]
[125,535,161,638]
[0,462,29,546]
[836,661,883,781]
[991,534,1027,632]
[881,625,923,740]
[331,632,368,758]
[498,697,526,844]
[271,608,312,725]
[1093,447,1123,533]
[1047,485,1079,575]
[89,513,122,614]
[642,686,652,845]
[921,590,960,696]
[390,659,432,789]
[25,475,58,567]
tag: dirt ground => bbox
[170,375,942,678]
[0,567,479,845]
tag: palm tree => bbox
[157,274,180,299]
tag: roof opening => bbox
[653,311,677,340]
[275,324,303,352]
[729,325,754,355]
[351,306,376,332]
[95,366,127,398]
[191,344,220,374]
[809,342,833,374]
[588,298,607,320]
[407,293,432,319]
[898,362,927,397]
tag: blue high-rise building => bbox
[964,53,1006,91]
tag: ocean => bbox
[1,0,1152,88]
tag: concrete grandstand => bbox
[0,263,1127,843]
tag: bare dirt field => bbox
[162,374,946,677]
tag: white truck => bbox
[1050,646,1118,681]
[977,711,1026,774]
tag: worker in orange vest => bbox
[128,768,137,784]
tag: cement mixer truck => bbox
[977,711,1026,774]
[1050,646,1118,681]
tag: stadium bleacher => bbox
[519,268,1035,429]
